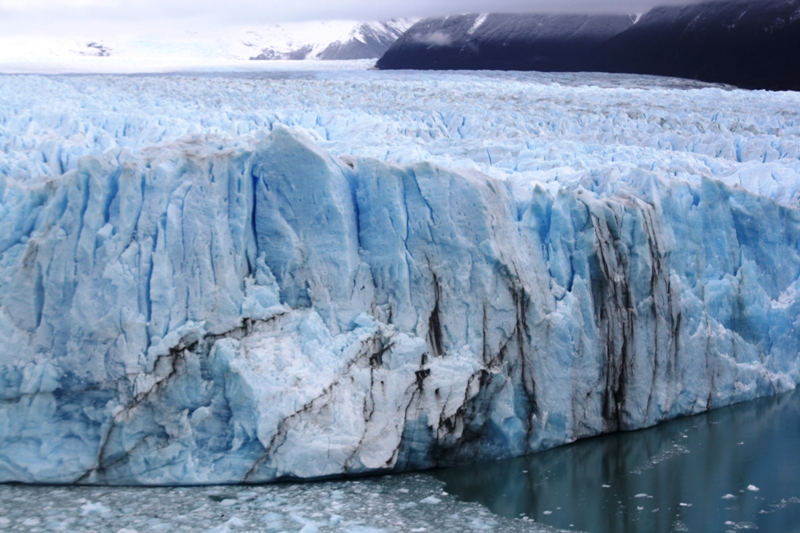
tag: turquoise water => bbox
[432,388,800,532]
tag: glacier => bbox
[1,71,800,485]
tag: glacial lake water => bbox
[433,388,800,533]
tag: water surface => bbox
[432,388,800,532]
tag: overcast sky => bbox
[0,0,708,36]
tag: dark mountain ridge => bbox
[598,0,800,90]
[377,0,800,91]
[376,13,634,71]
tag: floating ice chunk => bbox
[747,485,760,492]
[634,494,654,499]
[722,494,737,500]
[420,496,442,505]
[724,521,758,530]
[80,502,110,515]
[226,517,245,527]
[261,512,283,528]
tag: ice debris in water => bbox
[0,475,556,532]
[1,72,800,485]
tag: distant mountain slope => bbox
[376,13,635,71]
[598,0,800,90]
[0,19,414,70]
[248,19,415,60]
[377,1,800,91]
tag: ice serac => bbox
[1,127,799,485]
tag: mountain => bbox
[0,19,415,71]
[598,0,800,90]
[247,19,415,60]
[376,13,635,71]
[377,1,800,91]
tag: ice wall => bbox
[2,125,799,485]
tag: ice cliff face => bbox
[1,73,800,485]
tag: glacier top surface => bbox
[2,69,799,206]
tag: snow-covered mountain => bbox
[247,19,415,60]
[0,19,415,73]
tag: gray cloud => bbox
[412,30,454,47]
[0,0,714,36]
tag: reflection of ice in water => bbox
[0,474,561,532]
